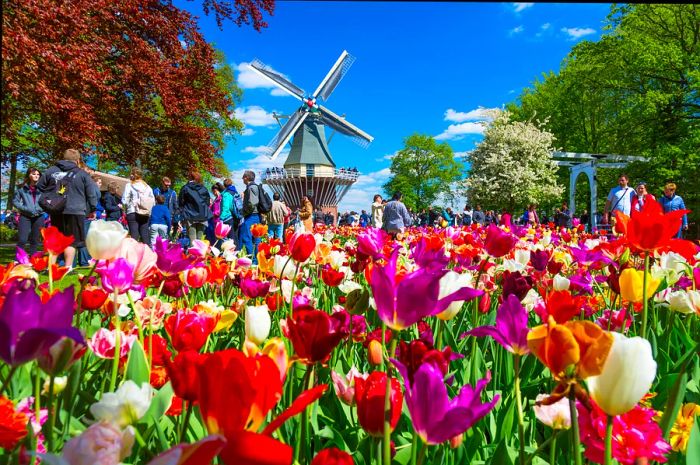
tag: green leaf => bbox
[489,439,515,465]
[124,340,150,386]
[687,418,700,465]
[658,371,687,439]
[141,381,174,425]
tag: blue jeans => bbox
[268,223,284,240]
[239,214,261,264]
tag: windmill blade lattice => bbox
[314,51,356,101]
[249,59,306,100]
[266,109,309,160]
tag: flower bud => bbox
[186,267,208,289]
[37,336,86,376]
[43,376,68,395]
[86,220,127,261]
[245,305,272,345]
[367,339,383,366]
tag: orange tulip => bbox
[250,223,268,238]
[527,316,613,381]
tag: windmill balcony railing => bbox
[261,167,360,182]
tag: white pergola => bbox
[552,152,648,230]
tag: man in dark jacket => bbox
[178,170,212,244]
[102,182,123,221]
[240,170,262,264]
[153,176,179,231]
[37,149,98,268]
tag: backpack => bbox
[256,184,273,214]
[132,182,155,216]
[39,168,78,214]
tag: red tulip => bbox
[265,293,284,312]
[41,226,74,256]
[81,286,108,310]
[289,232,316,263]
[483,224,517,258]
[355,371,403,437]
[166,350,204,403]
[147,435,226,465]
[321,267,345,287]
[144,334,172,366]
[186,267,208,289]
[287,309,350,364]
[614,200,689,252]
[545,290,584,324]
[164,310,216,353]
[311,448,354,465]
[478,292,492,314]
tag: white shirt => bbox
[607,186,634,216]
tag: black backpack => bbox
[256,184,273,214]
[39,168,78,214]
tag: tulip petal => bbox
[219,431,292,465]
[262,384,327,436]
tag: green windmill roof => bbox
[284,119,336,168]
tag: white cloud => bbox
[509,26,524,36]
[541,22,551,30]
[235,62,296,97]
[512,3,534,13]
[339,168,392,213]
[561,27,596,40]
[445,107,498,123]
[241,128,255,136]
[453,151,469,159]
[233,106,277,127]
[435,122,486,141]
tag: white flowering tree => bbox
[462,110,563,212]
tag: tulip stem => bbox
[604,414,614,465]
[383,336,398,465]
[641,254,649,339]
[109,290,121,392]
[410,430,419,465]
[45,375,56,453]
[294,363,315,465]
[514,354,526,465]
[568,391,582,465]
[180,401,193,443]
[435,319,444,349]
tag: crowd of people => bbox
[6,157,692,267]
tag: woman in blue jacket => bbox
[658,182,689,238]
[13,167,45,255]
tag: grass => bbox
[0,246,15,264]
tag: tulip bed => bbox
[1,201,699,465]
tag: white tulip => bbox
[437,271,474,320]
[274,255,297,279]
[533,394,571,430]
[86,220,127,261]
[514,248,530,267]
[245,304,271,345]
[338,280,362,295]
[90,381,153,427]
[552,274,570,291]
[668,290,700,314]
[328,250,346,270]
[587,332,656,416]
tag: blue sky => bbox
[176,1,612,212]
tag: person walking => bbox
[371,194,384,228]
[462,205,473,226]
[603,174,634,224]
[179,170,212,244]
[382,191,413,237]
[77,174,106,266]
[299,195,314,233]
[37,148,98,268]
[206,182,224,243]
[122,168,155,244]
[13,167,44,255]
[149,195,171,248]
[630,181,655,215]
[240,170,264,263]
[472,205,485,225]
[103,182,123,222]
[153,176,179,235]
[658,182,688,238]
[220,178,243,247]
[526,204,540,227]
[267,192,290,240]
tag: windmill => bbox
[248,51,373,221]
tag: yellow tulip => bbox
[619,268,660,303]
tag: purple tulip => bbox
[154,236,198,275]
[502,271,533,301]
[392,358,499,445]
[240,277,271,299]
[370,248,482,330]
[96,258,134,295]
[411,236,449,270]
[0,279,84,366]
[461,294,530,355]
[530,249,550,272]
[569,272,594,295]
[569,244,612,268]
[357,227,390,260]
[15,247,29,265]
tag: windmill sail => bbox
[318,104,373,147]
[313,51,356,101]
[249,59,306,100]
[266,109,310,160]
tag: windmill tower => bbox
[248,51,373,221]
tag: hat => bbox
[636,181,647,188]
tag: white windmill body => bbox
[247,51,373,222]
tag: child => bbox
[149,195,171,248]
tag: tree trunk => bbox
[7,153,18,210]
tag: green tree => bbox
[462,110,563,212]
[508,4,700,232]
[383,134,463,212]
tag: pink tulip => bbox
[214,221,232,240]
[96,258,134,295]
[88,328,137,360]
[117,238,157,283]
[61,421,135,465]
[331,367,368,406]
